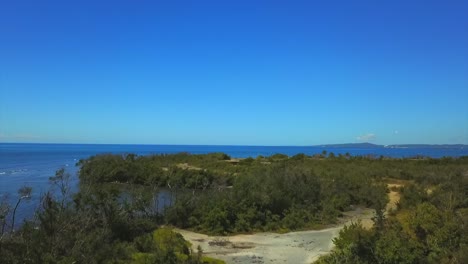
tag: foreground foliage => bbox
[318,162,468,264]
[0,168,225,264]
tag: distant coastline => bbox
[1,142,467,149]
[316,143,467,149]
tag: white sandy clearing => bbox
[176,184,401,264]
[176,227,341,264]
[175,209,375,264]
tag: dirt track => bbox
[177,184,401,264]
[176,208,375,264]
[177,227,342,264]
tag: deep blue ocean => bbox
[1,143,467,224]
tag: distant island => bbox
[316,143,467,149]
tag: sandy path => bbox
[177,184,401,264]
[176,227,341,264]
[176,210,375,264]
[386,183,403,212]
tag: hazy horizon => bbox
[1,141,467,147]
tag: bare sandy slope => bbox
[176,184,401,264]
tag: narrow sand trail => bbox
[386,183,403,212]
[177,184,402,264]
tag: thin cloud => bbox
[356,133,376,142]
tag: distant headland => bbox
[315,143,467,149]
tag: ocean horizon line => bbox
[1,142,467,148]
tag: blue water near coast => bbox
[1,143,467,224]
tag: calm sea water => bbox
[1,143,467,224]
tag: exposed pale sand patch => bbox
[177,227,342,264]
[176,184,402,263]
[177,163,203,170]
[386,184,403,212]
[340,207,375,230]
[176,210,375,264]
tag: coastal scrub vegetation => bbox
[317,159,468,263]
[0,152,467,263]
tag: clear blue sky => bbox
[1,0,467,145]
